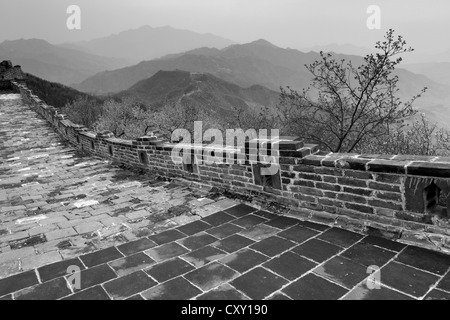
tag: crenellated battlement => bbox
[11,80,450,253]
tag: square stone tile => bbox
[184,262,238,291]
[142,277,202,300]
[80,247,124,267]
[117,238,157,256]
[264,252,317,281]
[379,262,440,298]
[177,232,218,251]
[126,294,144,300]
[230,267,288,300]
[232,215,267,229]
[250,236,296,257]
[292,238,343,263]
[145,257,195,282]
[37,258,85,283]
[0,270,39,297]
[277,225,319,244]
[144,242,189,262]
[15,277,71,300]
[206,223,244,239]
[360,235,406,252]
[196,284,249,300]
[437,271,450,292]
[239,224,280,241]
[103,270,157,300]
[264,216,299,230]
[176,220,211,236]
[282,273,348,300]
[395,246,450,275]
[148,229,186,245]
[313,256,369,289]
[296,220,330,231]
[0,294,12,300]
[220,249,269,273]
[317,228,364,248]
[343,283,413,300]
[253,210,279,220]
[224,204,258,217]
[212,234,255,253]
[202,211,236,226]
[62,285,111,300]
[108,252,155,277]
[341,242,397,267]
[424,289,450,300]
[69,264,117,292]
[181,246,227,268]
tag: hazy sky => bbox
[0,0,449,55]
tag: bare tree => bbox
[278,29,427,152]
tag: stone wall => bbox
[12,81,450,253]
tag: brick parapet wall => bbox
[11,81,450,253]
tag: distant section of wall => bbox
[12,81,450,253]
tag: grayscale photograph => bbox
[0,0,449,305]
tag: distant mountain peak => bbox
[248,39,278,48]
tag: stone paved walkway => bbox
[1,93,450,300]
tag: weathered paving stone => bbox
[62,285,111,300]
[282,273,348,300]
[343,283,413,300]
[144,242,189,262]
[177,232,218,251]
[211,234,255,254]
[360,235,406,252]
[80,247,124,267]
[0,294,13,300]
[264,252,317,281]
[395,246,450,275]
[250,236,296,257]
[206,223,244,239]
[9,234,47,249]
[126,294,144,300]
[184,262,238,291]
[0,270,39,297]
[68,264,117,291]
[424,289,450,300]
[21,251,63,270]
[341,242,397,267]
[232,215,267,229]
[437,271,450,292]
[142,277,202,300]
[252,210,278,220]
[103,270,157,300]
[196,284,249,300]
[379,262,440,298]
[277,225,319,244]
[219,249,269,273]
[238,224,280,241]
[116,238,157,256]
[38,258,85,282]
[108,252,155,277]
[313,256,369,289]
[224,204,258,217]
[317,227,364,248]
[230,267,288,300]
[296,220,330,232]
[148,229,186,245]
[176,220,211,236]
[145,257,195,282]
[202,211,236,226]
[264,216,299,230]
[292,238,343,263]
[15,277,71,300]
[181,246,227,268]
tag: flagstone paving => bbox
[1,94,450,300]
